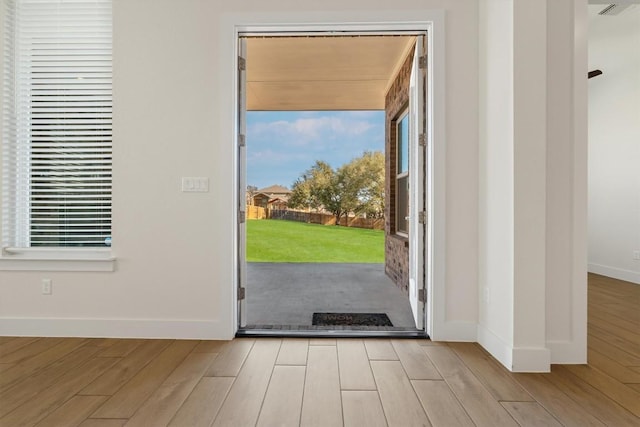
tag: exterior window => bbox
[2,0,112,248]
[395,110,409,235]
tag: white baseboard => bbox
[430,321,477,342]
[511,347,551,372]
[477,324,513,370]
[477,324,551,372]
[588,263,640,285]
[547,340,587,364]
[0,317,234,340]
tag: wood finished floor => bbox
[0,273,638,426]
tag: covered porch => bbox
[246,263,417,330]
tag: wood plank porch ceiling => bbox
[246,36,416,111]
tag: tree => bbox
[289,160,335,213]
[338,151,385,219]
[246,185,258,206]
[288,152,385,225]
[288,160,347,223]
[318,167,347,225]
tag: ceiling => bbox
[588,0,640,4]
[245,36,415,111]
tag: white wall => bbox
[545,0,589,364]
[0,0,589,371]
[588,5,640,285]
[478,0,588,370]
[478,0,516,364]
[0,0,479,340]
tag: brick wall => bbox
[384,44,414,293]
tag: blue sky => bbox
[246,111,384,190]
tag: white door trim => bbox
[221,9,446,339]
[408,34,426,329]
[237,38,248,327]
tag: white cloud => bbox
[248,114,376,146]
[246,111,384,188]
[247,148,309,164]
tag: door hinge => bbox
[238,210,246,223]
[418,55,427,70]
[238,56,246,71]
[239,134,246,147]
[418,133,427,147]
[418,288,426,303]
[418,211,427,224]
[238,287,246,300]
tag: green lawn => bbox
[247,219,384,263]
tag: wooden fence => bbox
[268,209,384,230]
[246,205,267,219]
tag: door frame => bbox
[224,11,446,339]
[408,34,427,329]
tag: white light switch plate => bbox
[181,177,209,192]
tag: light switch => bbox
[181,177,193,191]
[181,177,209,192]
[196,177,209,192]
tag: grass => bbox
[246,219,384,263]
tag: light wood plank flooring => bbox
[0,273,638,426]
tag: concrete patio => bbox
[245,263,417,329]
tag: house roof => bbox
[257,184,291,194]
[252,193,290,204]
[268,196,289,203]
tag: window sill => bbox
[0,248,115,272]
[390,233,409,247]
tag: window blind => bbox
[2,0,112,248]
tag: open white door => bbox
[408,35,427,329]
[237,37,248,327]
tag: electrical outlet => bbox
[42,279,52,295]
[633,251,640,261]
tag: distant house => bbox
[251,185,292,210]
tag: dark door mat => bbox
[312,312,393,327]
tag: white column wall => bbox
[545,0,589,364]
[478,0,516,364]
[512,0,550,370]
[479,0,587,370]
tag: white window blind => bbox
[2,0,112,248]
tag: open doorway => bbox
[237,33,428,336]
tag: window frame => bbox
[395,108,409,237]
[0,0,115,271]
